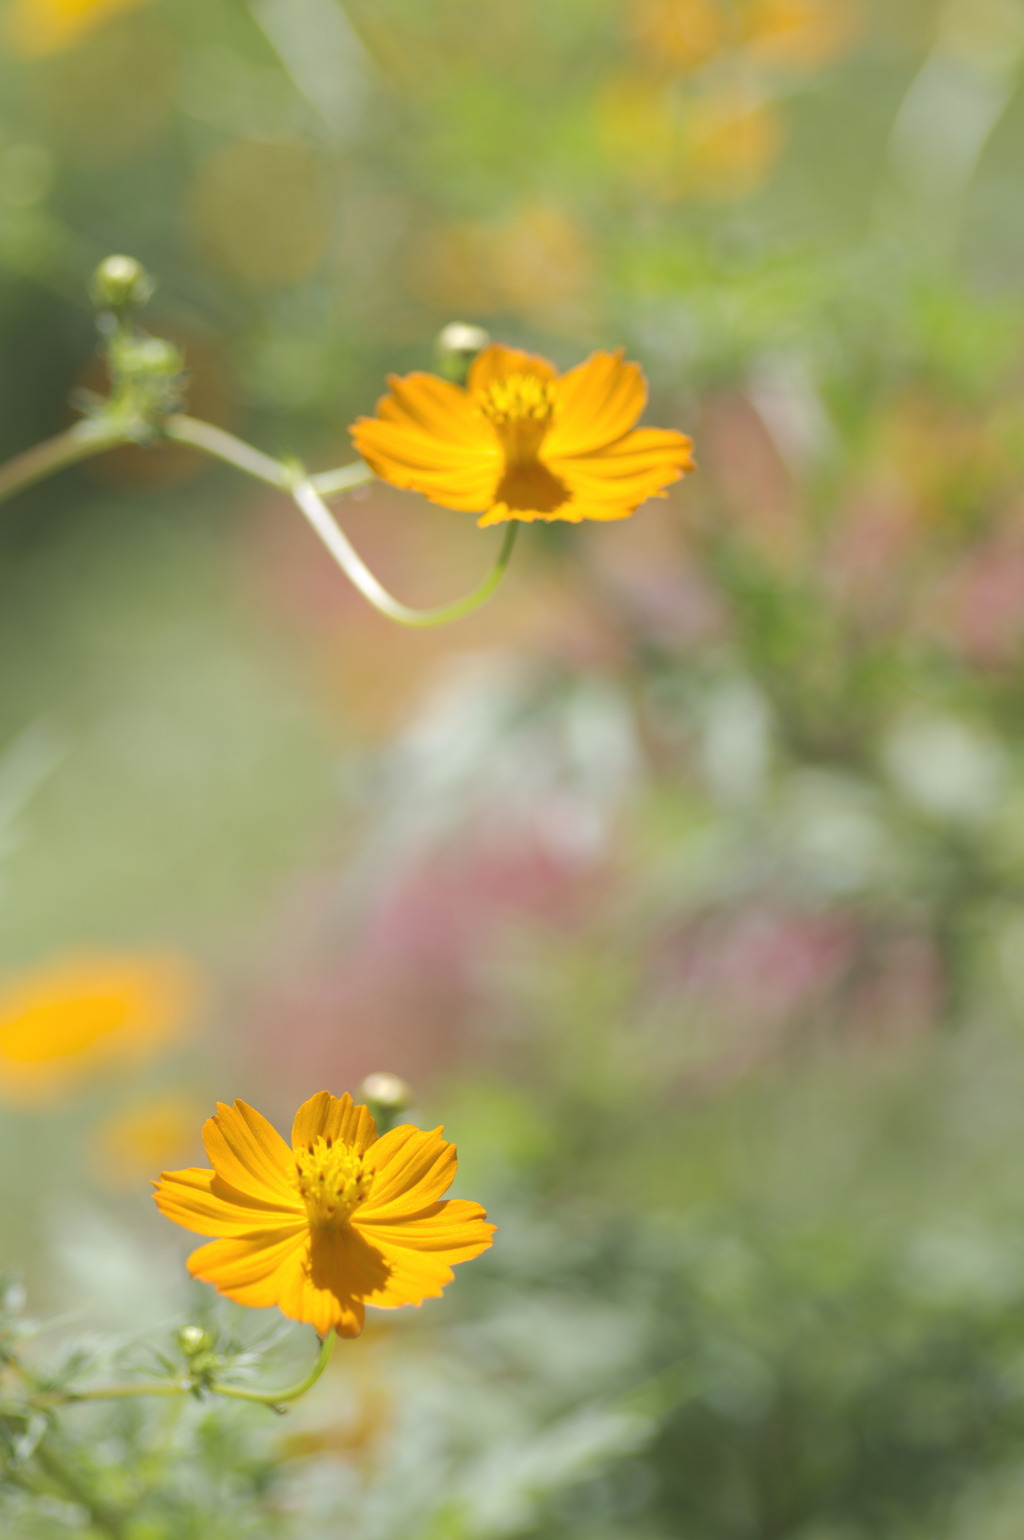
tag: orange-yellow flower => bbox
[350,344,695,528]
[93,1094,202,1188]
[0,950,198,1104]
[4,0,153,57]
[154,1091,495,1338]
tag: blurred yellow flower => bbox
[0,951,198,1103]
[4,0,152,57]
[629,0,727,71]
[154,1090,495,1338]
[625,0,858,77]
[413,205,594,330]
[598,76,783,200]
[187,139,333,289]
[686,90,783,198]
[741,0,860,71]
[351,344,694,527]
[92,1094,201,1188]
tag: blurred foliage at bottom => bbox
[9,1029,1024,1540]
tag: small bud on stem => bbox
[359,1071,413,1135]
[435,321,491,384]
[90,254,156,317]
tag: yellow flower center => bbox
[477,373,555,466]
[293,1135,372,1229]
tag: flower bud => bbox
[359,1072,413,1135]
[359,1071,412,1111]
[178,1324,213,1358]
[435,321,491,384]
[90,254,156,314]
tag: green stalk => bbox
[0,417,132,506]
[210,1328,336,1412]
[291,478,519,628]
[38,1328,336,1414]
[0,410,519,627]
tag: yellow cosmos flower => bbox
[4,0,152,57]
[92,1094,201,1188]
[154,1091,495,1338]
[350,344,695,528]
[0,950,198,1104]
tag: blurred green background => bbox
[8,0,1024,1536]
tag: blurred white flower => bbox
[882,713,1007,822]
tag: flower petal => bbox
[477,426,694,526]
[468,344,557,394]
[544,351,647,458]
[311,1225,391,1301]
[291,1091,378,1155]
[377,374,491,442]
[189,1227,372,1337]
[481,501,638,526]
[153,1165,303,1237]
[201,1100,297,1204]
[353,1198,495,1308]
[350,371,500,512]
[187,1226,309,1305]
[360,1124,458,1219]
[350,421,499,511]
[551,425,695,498]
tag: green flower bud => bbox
[90,254,156,314]
[359,1071,412,1112]
[359,1072,413,1135]
[178,1325,213,1358]
[435,321,491,384]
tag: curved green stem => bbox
[292,478,518,628]
[34,1328,336,1413]
[0,410,518,628]
[210,1329,335,1411]
[163,413,298,490]
[0,417,132,506]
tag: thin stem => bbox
[292,478,519,628]
[40,1328,336,1413]
[164,415,375,498]
[309,461,375,497]
[0,409,518,627]
[210,1328,335,1411]
[46,1382,190,1407]
[163,414,295,490]
[0,417,131,506]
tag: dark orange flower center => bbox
[294,1134,372,1229]
[476,372,555,466]
[476,371,569,514]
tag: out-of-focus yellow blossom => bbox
[598,77,782,201]
[187,139,333,289]
[597,76,684,188]
[878,393,1007,528]
[686,90,783,197]
[629,0,727,71]
[155,1091,495,1338]
[625,0,858,77]
[413,205,594,329]
[351,343,694,528]
[92,1094,202,1188]
[0,951,199,1103]
[3,0,152,57]
[741,0,861,71]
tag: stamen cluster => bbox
[477,373,554,427]
[294,1134,372,1229]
